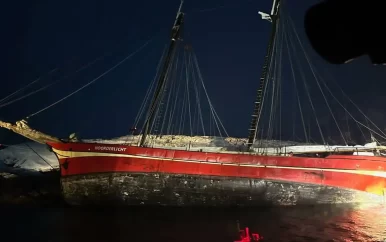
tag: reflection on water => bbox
[1,204,386,242]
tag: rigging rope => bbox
[256,45,274,144]
[266,46,277,141]
[313,68,386,140]
[256,14,281,148]
[320,79,386,140]
[126,44,167,145]
[285,12,385,143]
[316,67,386,140]
[285,17,326,145]
[192,51,229,137]
[159,52,179,136]
[26,38,153,119]
[266,16,284,142]
[0,68,58,105]
[285,32,308,142]
[25,143,55,170]
[126,38,228,142]
[131,45,167,142]
[132,45,167,132]
[190,51,205,135]
[285,11,385,143]
[0,56,104,109]
[344,99,352,142]
[184,50,193,136]
[178,78,188,134]
[287,15,347,145]
[166,60,183,134]
[149,47,178,136]
[278,21,284,146]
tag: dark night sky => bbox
[1,0,386,144]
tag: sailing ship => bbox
[2,0,386,206]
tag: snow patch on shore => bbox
[0,142,59,174]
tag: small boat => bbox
[235,227,262,242]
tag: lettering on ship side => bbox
[94,146,127,152]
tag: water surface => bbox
[2,204,386,242]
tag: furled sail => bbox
[0,119,62,144]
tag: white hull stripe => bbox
[52,148,386,178]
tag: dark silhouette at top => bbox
[304,0,386,65]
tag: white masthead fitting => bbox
[258,0,280,23]
[258,11,272,22]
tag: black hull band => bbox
[61,172,385,206]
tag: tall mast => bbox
[247,0,281,148]
[140,1,185,146]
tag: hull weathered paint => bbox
[61,173,385,206]
[48,142,386,206]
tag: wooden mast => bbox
[140,1,185,146]
[247,0,281,148]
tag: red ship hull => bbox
[48,142,386,206]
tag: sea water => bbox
[1,204,386,242]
